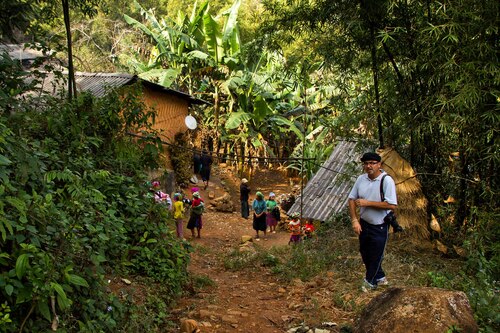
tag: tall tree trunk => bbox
[213,84,219,151]
[239,141,245,176]
[62,0,77,101]
[456,145,468,231]
[370,24,384,149]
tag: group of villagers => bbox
[251,190,315,243]
[148,181,205,240]
[148,179,315,243]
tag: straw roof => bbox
[377,147,429,239]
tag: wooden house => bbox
[3,45,208,141]
[72,72,208,141]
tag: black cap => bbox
[360,152,381,162]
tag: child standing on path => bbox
[187,192,204,238]
[266,192,279,233]
[252,191,267,240]
[304,219,316,240]
[288,212,302,245]
[173,193,185,239]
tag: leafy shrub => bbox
[286,126,335,180]
[0,302,13,333]
[129,224,190,298]
[460,210,500,333]
[0,61,189,331]
[120,280,177,332]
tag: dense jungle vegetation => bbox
[0,0,498,331]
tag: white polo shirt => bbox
[348,172,397,225]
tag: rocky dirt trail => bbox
[166,166,361,333]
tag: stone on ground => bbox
[353,287,478,333]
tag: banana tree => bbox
[124,0,243,125]
[124,1,207,92]
[220,50,305,168]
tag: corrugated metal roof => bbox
[140,79,209,105]
[31,71,209,105]
[2,45,208,104]
[76,72,209,104]
[287,140,360,222]
[75,72,135,97]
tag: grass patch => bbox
[270,238,342,281]
[192,273,216,290]
[332,291,356,312]
[191,243,211,255]
[223,244,285,271]
[223,248,259,270]
[119,278,178,332]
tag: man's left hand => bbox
[355,199,369,207]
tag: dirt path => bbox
[168,166,359,332]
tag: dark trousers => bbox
[359,219,389,285]
[241,200,249,218]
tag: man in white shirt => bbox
[348,152,397,291]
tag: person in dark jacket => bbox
[200,150,213,189]
[193,151,202,175]
[240,178,251,219]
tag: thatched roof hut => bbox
[377,147,429,239]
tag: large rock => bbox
[354,287,478,333]
[211,193,234,212]
[241,235,253,243]
[180,319,200,333]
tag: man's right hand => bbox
[352,219,362,235]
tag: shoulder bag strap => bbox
[380,174,387,202]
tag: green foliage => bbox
[426,211,499,332]
[261,3,499,329]
[446,325,463,333]
[332,292,356,312]
[120,280,177,332]
[461,211,500,332]
[124,0,336,170]
[426,271,453,289]
[129,221,190,298]
[222,244,282,271]
[191,273,216,290]
[287,126,335,180]
[223,248,259,271]
[271,238,341,282]
[0,302,13,333]
[0,56,189,331]
[0,0,36,41]
[168,133,193,188]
